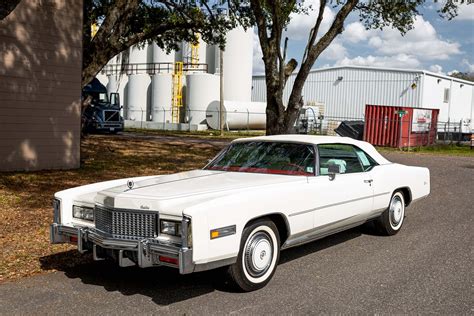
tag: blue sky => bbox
[252,1,474,75]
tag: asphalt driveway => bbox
[0,148,472,315]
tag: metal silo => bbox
[151,74,173,123]
[186,73,220,125]
[126,74,151,121]
[152,43,175,64]
[215,26,253,102]
[126,44,151,121]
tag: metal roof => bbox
[253,65,474,86]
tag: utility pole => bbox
[219,48,224,136]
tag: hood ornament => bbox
[127,180,134,190]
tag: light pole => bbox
[219,48,224,136]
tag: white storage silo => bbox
[106,75,118,93]
[152,43,175,67]
[126,74,151,121]
[151,74,173,123]
[129,44,148,64]
[214,26,253,102]
[206,101,266,130]
[181,36,207,68]
[186,73,219,125]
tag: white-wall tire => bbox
[227,219,280,292]
[375,191,406,236]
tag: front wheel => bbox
[227,219,280,292]
[375,191,405,235]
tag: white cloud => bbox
[453,3,474,20]
[336,54,421,69]
[284,0,335,41]
[461,59,474,72]
[320,41,347,60]
[252,29,265,74]
[343,22,370,43]
[429,64,444,73]
[369,16,460,60]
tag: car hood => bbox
[95,169,303,216]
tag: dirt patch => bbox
[0,134,227,283]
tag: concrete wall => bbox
[0,0,83,171]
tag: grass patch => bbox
[124,128,265,139]
[377,143,473,156]
[0,134,227,283]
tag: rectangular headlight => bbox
[72,205,94,222]
[160,220,181,237]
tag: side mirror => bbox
[328,164,341,181]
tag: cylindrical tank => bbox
[152,43,175,64]
[214,26,253,102]
[181,36,207,69]
[126,74,151,121]
[129,44,148,64]
[206,101,266,130]
[186,73,219,125]
[151,74,173,123]
[106,75,118,93]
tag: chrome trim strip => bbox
[282,218,365,249]
[289,191,391,217]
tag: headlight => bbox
[160,220,181,237]
[72,205,94,222]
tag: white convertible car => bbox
[51,135,430,291]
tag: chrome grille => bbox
[95,206,158,239]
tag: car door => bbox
[308,143,374,233]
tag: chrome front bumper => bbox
[50,223,194,274]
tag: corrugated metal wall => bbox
[252,67,422,119]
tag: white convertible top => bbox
[232,134,391,165]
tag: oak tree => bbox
[228,0,461,135]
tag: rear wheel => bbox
[227,219,280,292]
[375,191,405,235]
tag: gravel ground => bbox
[0,147,472,315]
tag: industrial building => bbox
[96,26,266,131]
[252,66,474,133]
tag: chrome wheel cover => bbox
[389,195,404,229]
[244,231,273,278]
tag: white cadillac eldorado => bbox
[51,135,430,291]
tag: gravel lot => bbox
[0,139,472,315]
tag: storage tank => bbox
[181,36,207,69]
[214,26,253,102]
[126,74,151,121]
[206,101,266,130]
[106,74,118,93]
[129,44,148,64]
[186,73,219,125]
[152,43,175,67]
[151,73,173,123]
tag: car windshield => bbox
[205,141,316,176]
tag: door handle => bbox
[364,179,373,184]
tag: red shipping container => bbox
[363,104,439,148]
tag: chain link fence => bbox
[122,108,472,145]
